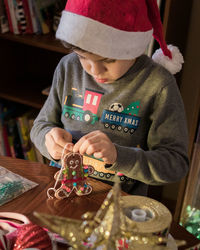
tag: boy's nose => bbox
[90,62,106,75]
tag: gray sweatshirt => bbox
[30,53,189,195]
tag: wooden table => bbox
[0,156,199,249]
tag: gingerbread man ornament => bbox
[47,152,94,199]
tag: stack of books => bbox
[0,99,46,164]
[0,0,66,34]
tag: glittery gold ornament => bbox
[35,183,126,249]
[33,213,84,249]
[35,182,185,249]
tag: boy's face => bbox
[74,50,136,84]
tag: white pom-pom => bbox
[152,45,184,74]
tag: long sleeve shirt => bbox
[30,53,189,195]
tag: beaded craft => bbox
[47,149,94,199]
[0,167,38,206]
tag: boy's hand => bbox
[45,127,73,160]
[73,130,117,164]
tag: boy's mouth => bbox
[94,78,108,83]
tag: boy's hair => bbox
[60,40,86,53]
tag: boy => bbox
[30,0,189,195]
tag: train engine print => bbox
[62,88,104,125]
[101,101,140,134]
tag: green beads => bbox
[181,205,200,240]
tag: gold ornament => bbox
[35,182,185,249]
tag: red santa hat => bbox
[56,0,183,74]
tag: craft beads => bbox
[0,181,24,205]
[0,167,38,206]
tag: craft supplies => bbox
[122,195,172,237]
[0,212,53,250]
[36,182,184,249]
[0,166,38,206]
[13,222,52,250]
[47,144,94,199]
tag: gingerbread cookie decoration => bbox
[47,152,94,199]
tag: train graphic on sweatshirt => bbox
[62,88,140,134]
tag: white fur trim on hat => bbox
[56,11,153,59]
[152,45,184,74]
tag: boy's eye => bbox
[104,59,116,64]
[77,54,116,64]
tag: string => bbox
[47,143,93,199]
[47,143,71,199]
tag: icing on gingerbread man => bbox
[54,152,94,199]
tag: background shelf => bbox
[0,33,70,54]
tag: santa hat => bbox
[56,0,184,74]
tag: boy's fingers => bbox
[73,135,97,153]
[64,142,74,152]
[73,137,86,152]
[58,137,70,148]
[86,143,101,155]
[45,135,63,159]
[93,151,103,160]
[51,133,71,148]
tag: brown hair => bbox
[60,40,87,53]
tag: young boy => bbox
[30,0,189,195]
